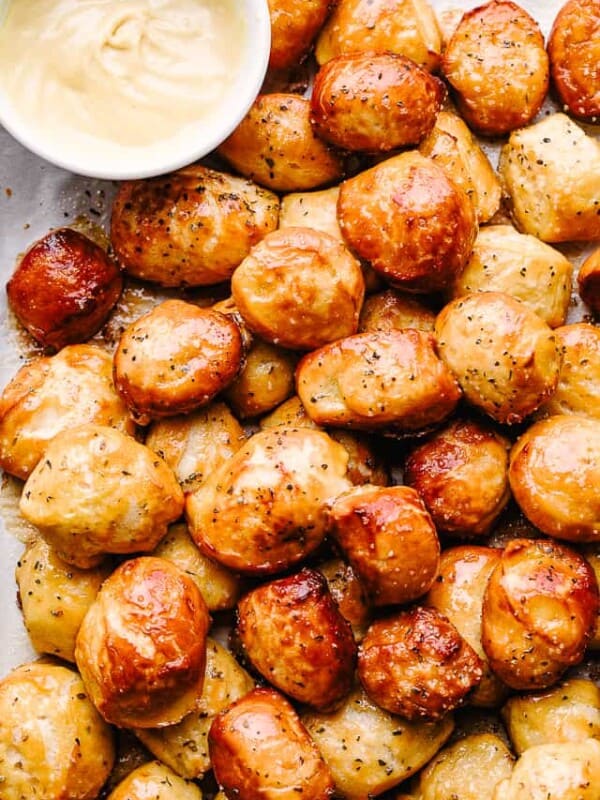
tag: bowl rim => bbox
[0,0,271,180]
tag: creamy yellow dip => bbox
[0,0,246,156]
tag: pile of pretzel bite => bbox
[0,0,600,798]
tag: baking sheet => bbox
[0,0,598,679]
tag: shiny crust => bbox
[481,539,599,690]
[236,568,357,709]
[279,187,343,241]
[317,558,372,640]
[418,110,501,225]
[15,537,110,662]
[106,761,202,800]
[338,152,477,293]
[578,246,600,312]
[329,485,440,606]
[135,638,255,779]
[452,225,573,329]
[404,418,511,538]
[113,299,243,424]
[302,685,454,799]
[315,0,442,72]
[6,227,122,351]
[0,344,134,480]
[224,339,297,418]
[359,289,436,334]
[441,0,549,136]
[110,165,279,287]
[498,113,600,242]
[501,678,600,755]
[492,739,600,800]
[425,545,507,708]
[508,415,600,542]
[151,523,241,612]
[75,556,210,728]
[0,661,115,800]
[548,0,600,119]
[145,401,245,494]
[435,292,561,424]
[539,323,600,419]
[19,424,184,568]
[310,52,445,152]
[413,732,514,800]
[218,93,344,193]
[268,0,332,69]
[231,227,364,350]
[296,329,462,432]
[185,427,351,575]
[208,687,335,800]
[358,606,483,720]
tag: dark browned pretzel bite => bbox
[7,227,122,351]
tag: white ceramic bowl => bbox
[0,0,271,180]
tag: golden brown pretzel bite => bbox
[481,539,599,690]
[267,0,332,70]
[442,0,549,136]
[75,556,210,729]
[548,0,600,120]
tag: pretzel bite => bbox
[315,0,442,72]
[259,394,319,430]
[411,732,514,800]
[492,739,600,800]
[481,538,599,690]
[224,339,297,418]
[358,289,436,334]
[584,549,600,649]
[113,299,243,424]
[578,246,600,313]
[302,685,454,798]
[6,227,122,351]
[145,402,245,494]
[19,424,184,568]
[501,678,600,754]
[268,0,331,69]
[435,292,561,425]
[317,558,372,641]
[425,545,508,708]
[296,329,461,432]
[452,225,573,329]
[328,430,389,486]
[548,0,600,120]
[186,427,351,575]
[404,418,511,538]
[106,761,202,800]
[442,0,548,136]
[0,343,134,480]
[15,537,111,662]
[110,165,279,287]
[231,227,364,350]
[236,568,357,709]
[75,556,210,728]
[209,687,335,800]
[310,52,445,153]
[218,93,344,193]
[418,111,501,224]
[135,638,255,779]
[509,415,600,542]
[0,661,115,800]
[152,523,241,612]
[358,606,483,720]
[538,324,600,419]
[330,485,440,606]
[338,152,477,293]
[498,113,600,242]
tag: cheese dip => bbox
[0,0,247,165]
